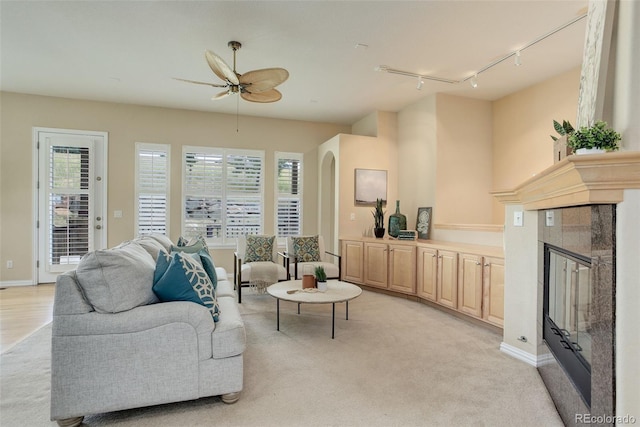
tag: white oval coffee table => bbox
[267,279,362,339]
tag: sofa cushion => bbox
[244,235,275,263]
[292,235,321,262]
[144,233,174,252]
[75,241,158,313]
[211,296,246,359]
[134,235,167,260]
[153,251,220,322]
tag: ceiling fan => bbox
[176,41,289,103]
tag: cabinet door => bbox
[363,242,388,288]
[437,250,458,309]
[417,246,437,301]
[388,244,416,294]
[341,240,364,284]
[458,253,483,318]
[483,257,504,327]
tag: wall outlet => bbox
[513,211,523,227]
[6,260,13,269]
[545,210,554,227]
[350,213,355,221]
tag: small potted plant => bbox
[567,121,621,154]
[315,266,328,292]
[550,119,575,162]
[372,198,385,238]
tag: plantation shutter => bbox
[183,147,263,245]
[136,143,169,235]
[276,153,303,239]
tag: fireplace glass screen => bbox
[544,245,592,406]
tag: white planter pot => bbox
[317,281,328,292]
[575,148,606,155]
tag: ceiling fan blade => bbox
[239,68,289,93]
[212,90,231,100]
[173,77,228,88]
[241,89,282,103]
[205,50,239,85]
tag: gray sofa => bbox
[50,234,245,427]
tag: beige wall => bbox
[492,67,581,223]
[0,92,349,282]
[436,94,493,225]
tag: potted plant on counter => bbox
[372,198,385,238]
[567,121,621,154]
[550,119,575,163]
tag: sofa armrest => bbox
[52,300,214,338]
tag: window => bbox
[135,143,170,235]
[275,152,303,241]
[183,147,264,246]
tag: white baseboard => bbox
[0,280,37,287]
[500,342,554,367]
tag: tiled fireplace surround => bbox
[494,152,640,426]
[537,204,615,424]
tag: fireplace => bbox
[538,205,615,425]
[543,244,592,407]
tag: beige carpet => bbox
[0,289,563,426]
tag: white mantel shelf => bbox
[492,151,640,210]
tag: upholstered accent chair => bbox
[234,235,289,303]
[285,235,341,281]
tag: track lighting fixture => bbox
[375,13,585,90]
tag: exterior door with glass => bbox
[36,128,107,283]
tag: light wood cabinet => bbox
[363,242,388,288]
[388,244,416,294]
[436,249,458,309]
[458,253,483,318]
[482,257,504,327]
[340,237,504,329]
[416,246,437,301]
[341,240,364,284]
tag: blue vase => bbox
[388,200,407,238]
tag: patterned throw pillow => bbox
[244,235,275,263]
[153,251,220,322]
[292,235,321,262]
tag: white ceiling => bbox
[0,1,588,125]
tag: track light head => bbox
[514,51,522,66]
[417,76,424,90]
[470,74,478,88]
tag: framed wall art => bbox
[354,169,387,206]
[416,207,432,240]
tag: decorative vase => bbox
[388,200,407,238]
[302,274,316,289]
[374,227,385,238]
[317,281,328,292]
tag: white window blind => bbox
[275,152,303,239]
[135,143,170,235]
[183,147,264,246]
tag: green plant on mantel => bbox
[567,121,621,151]
[372,198,385,229]
[550,119,575,141]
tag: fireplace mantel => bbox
[492,151,640,210]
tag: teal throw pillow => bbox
[195,248,218,291]
[152,251,220,322]
[292,235,321,262]
[171,239,205,254]
[244,235,275,263]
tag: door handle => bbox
[96,225,102,230]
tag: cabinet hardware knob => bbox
[484,263,490,267]
[475,261,481,265]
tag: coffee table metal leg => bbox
[332,303,335,339]
[277,298,280,331]
[298,303,300,314]
[346,301,349,320]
